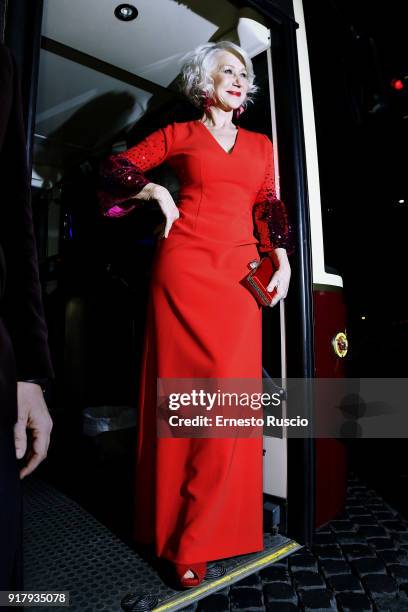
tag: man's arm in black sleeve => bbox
[0,44,54,381]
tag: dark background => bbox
[303,0,408,376]
[303,0,408,515]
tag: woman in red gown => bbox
[98,41,294,587]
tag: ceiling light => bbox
[114,4,138,21]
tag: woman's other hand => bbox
[266,248,291,307]
[134,183,179,238]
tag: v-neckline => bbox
[195,120,240,156]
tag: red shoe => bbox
[172,561,207,588]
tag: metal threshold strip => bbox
[23,478,302,611]
[150,535,302,612]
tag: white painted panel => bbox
[263,436,287,498]
[293,0,343,288]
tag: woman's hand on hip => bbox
[137,183,180,238]
[266,248,291,307]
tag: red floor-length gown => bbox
[98,119,293,564]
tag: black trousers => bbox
[0,315,23,592]
[0,426,23,591]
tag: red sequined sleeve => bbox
[97,123,174,218]
[252,135,295,256]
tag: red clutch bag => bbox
[241,256,277,307]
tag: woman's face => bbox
[210,50,249,111]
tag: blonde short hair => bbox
[179,41,258,110]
